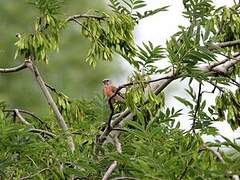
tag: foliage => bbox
[0,0,240,179]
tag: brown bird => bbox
[102,79,124,102]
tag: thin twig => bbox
[206,80,224,93]
[111,177,138,180]
[192,82,202,134]
[28,128,56,138]
[178,157,194,180]
[20,168,50,180]
[66,14,105,22]
[226,75,240,87]
[45,82,72,103]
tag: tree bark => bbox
[25,60,75,153]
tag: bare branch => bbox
[102,136,122,180]
[25,60,75,153]
[217,39,240,49]
[3,108,49,129]
[14,109,33,127]
[0,63,27,73]
[102,161,117,180]
[204,54,240,75]
[202,145,224,163]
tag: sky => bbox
[132,0,239,142]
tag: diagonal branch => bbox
[25,59,75,153]
[102,136,122,180]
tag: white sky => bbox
[132,0,239,142]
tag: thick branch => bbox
[206,39,240,50]
[199,54,240,75]
[0,63,27,73]
[25,60,75,153]
[216,39,240,49]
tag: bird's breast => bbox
[104,86,114,97]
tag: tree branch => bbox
[192,82,202,134]
[13,109,33,127]
[66,14,105,22]
[0,62,27,73]
[28,128,56,138]
[25,60,75,153]
[206,39,240,50]
[178,157,194,180]
[45,82,72,103]
[202,144,239,179]
[102,136,122,180]
[3,108,50,129]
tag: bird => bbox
[102,79,124,102]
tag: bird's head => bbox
[102,79,112,85]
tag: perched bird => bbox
[102,79,124,102]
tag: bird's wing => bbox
[111,85,124,99]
